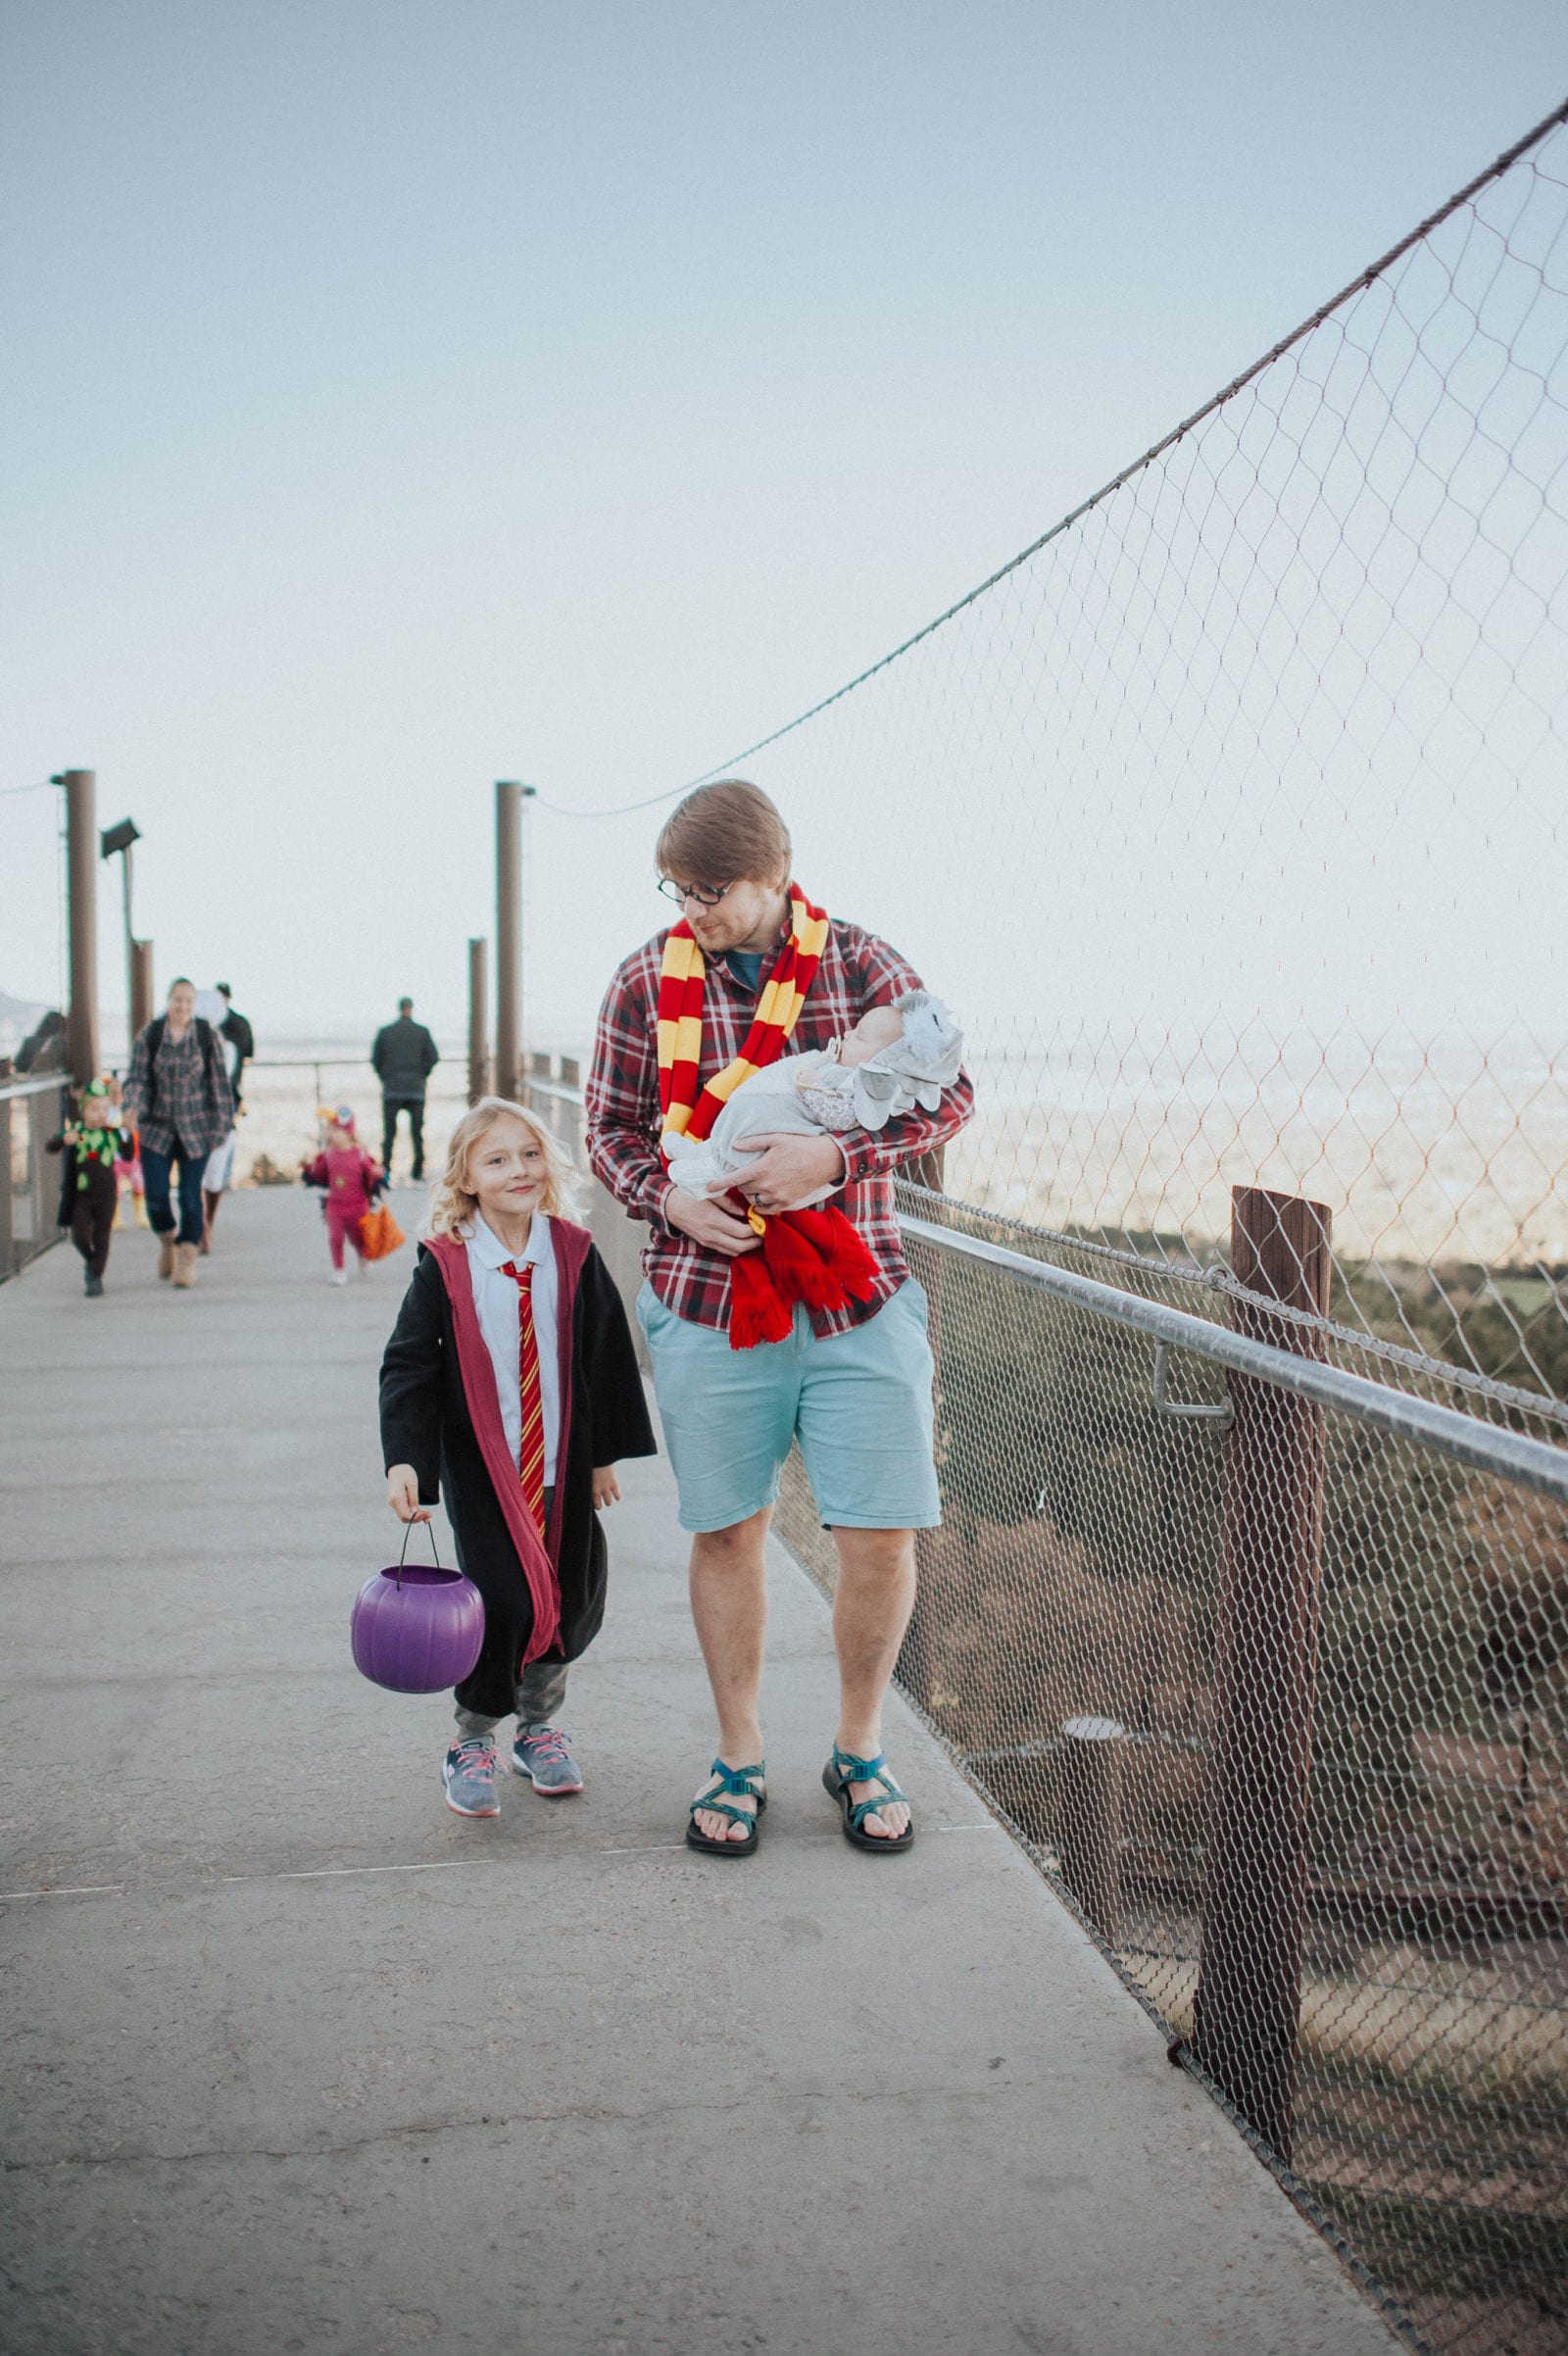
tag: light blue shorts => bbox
[637,1278,942,1535]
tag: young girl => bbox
[379,1097,656,1818]
[301,1107,385,1285]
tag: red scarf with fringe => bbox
[657,887,878,1350]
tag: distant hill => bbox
[0,989,53,1058]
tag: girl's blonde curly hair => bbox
[425,1097,579,1241]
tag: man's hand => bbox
[386,1465,430,1524]
[592,1464,621,1509]
[728,1132,847,1215]
[664,1188,762,1258]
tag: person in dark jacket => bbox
[380,1096,656,1820]
[215,984,254,1110]
[47,1078,131,1297]
[370,998,439,1182]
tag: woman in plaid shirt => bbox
[587,781,973,1855]
[123,976,236,1291]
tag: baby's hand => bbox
[592,1465,621,1510]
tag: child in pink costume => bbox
[301,1108,385,1285]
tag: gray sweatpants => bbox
[455,1656,568,1740]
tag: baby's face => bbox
[834,1006,904,1068]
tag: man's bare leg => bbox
[832,1526,917,1839]
[689,1505,771,1842]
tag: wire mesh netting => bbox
[540,101,1568,2356]
[0,779,66,1068]
[549,100,1568,2356]
[705,103,1568,1413]
[773,1188,1566,2356]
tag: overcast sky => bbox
[4,2,1565,1049]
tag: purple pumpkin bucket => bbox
[351,1521,484,1694]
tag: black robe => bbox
[378,1223,656,1719]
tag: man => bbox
[587,779,972,1853]
[371,997,439,1183]
[214,984,254,1111]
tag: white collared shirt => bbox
[464,1212,561,1486]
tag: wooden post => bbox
[467,939,489,1105]
[898,1142,946,1709]
[0,1087,13,1271]
[27,1085,55,1239]
[63,770,100,1084]
[1192,1184,1332,2162]
[495,782,522,1100]
[130,941,155,1040]
[1058,1715,1126,1940]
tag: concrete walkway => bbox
[2,1191,1395,2356]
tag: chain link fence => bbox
[715,100,1568,1415]
[535,95,1568,2356]
[775,1189,1566,2356]
[755,105,1568,2356]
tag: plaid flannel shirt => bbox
[123,1020,235,1159]
[586,916,974,1335]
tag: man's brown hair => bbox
[655,780,791,886]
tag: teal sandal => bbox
[822,1746,915,1852]
[686,1758,767,1858]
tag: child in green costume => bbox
[47,1080,133,1298]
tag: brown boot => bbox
[158,1235,175,1281]
[172,1242,199,1289]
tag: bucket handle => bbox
[395,1516,443,1586]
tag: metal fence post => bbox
[897,1147,947,1710]
[467,939,489,1104]
[1192,1184,1331,2161]
[27,1089,56,1243]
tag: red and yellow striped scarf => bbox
[658,885,830,1149]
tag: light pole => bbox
[494,781,536,1099]
[100,817,141,1055]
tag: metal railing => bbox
[0,1070,71,1279]
[514,1056,1568,2349]
[775,1189,1568,2356]
[898,1213,1568,1506]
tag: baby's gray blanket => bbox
[663,991,963,1206]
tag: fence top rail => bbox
[246,1054,465,1070]
[519,1073,1568,1494]
[0,1072,70,1104]
[899,1212,1568,1505]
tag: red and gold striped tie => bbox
[499,1259,547,1533]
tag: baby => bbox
[663,990,964,1209]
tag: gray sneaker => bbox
[512,1724,583,1795]
[442,1736,501,1818]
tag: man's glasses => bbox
[657,877,733,908]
